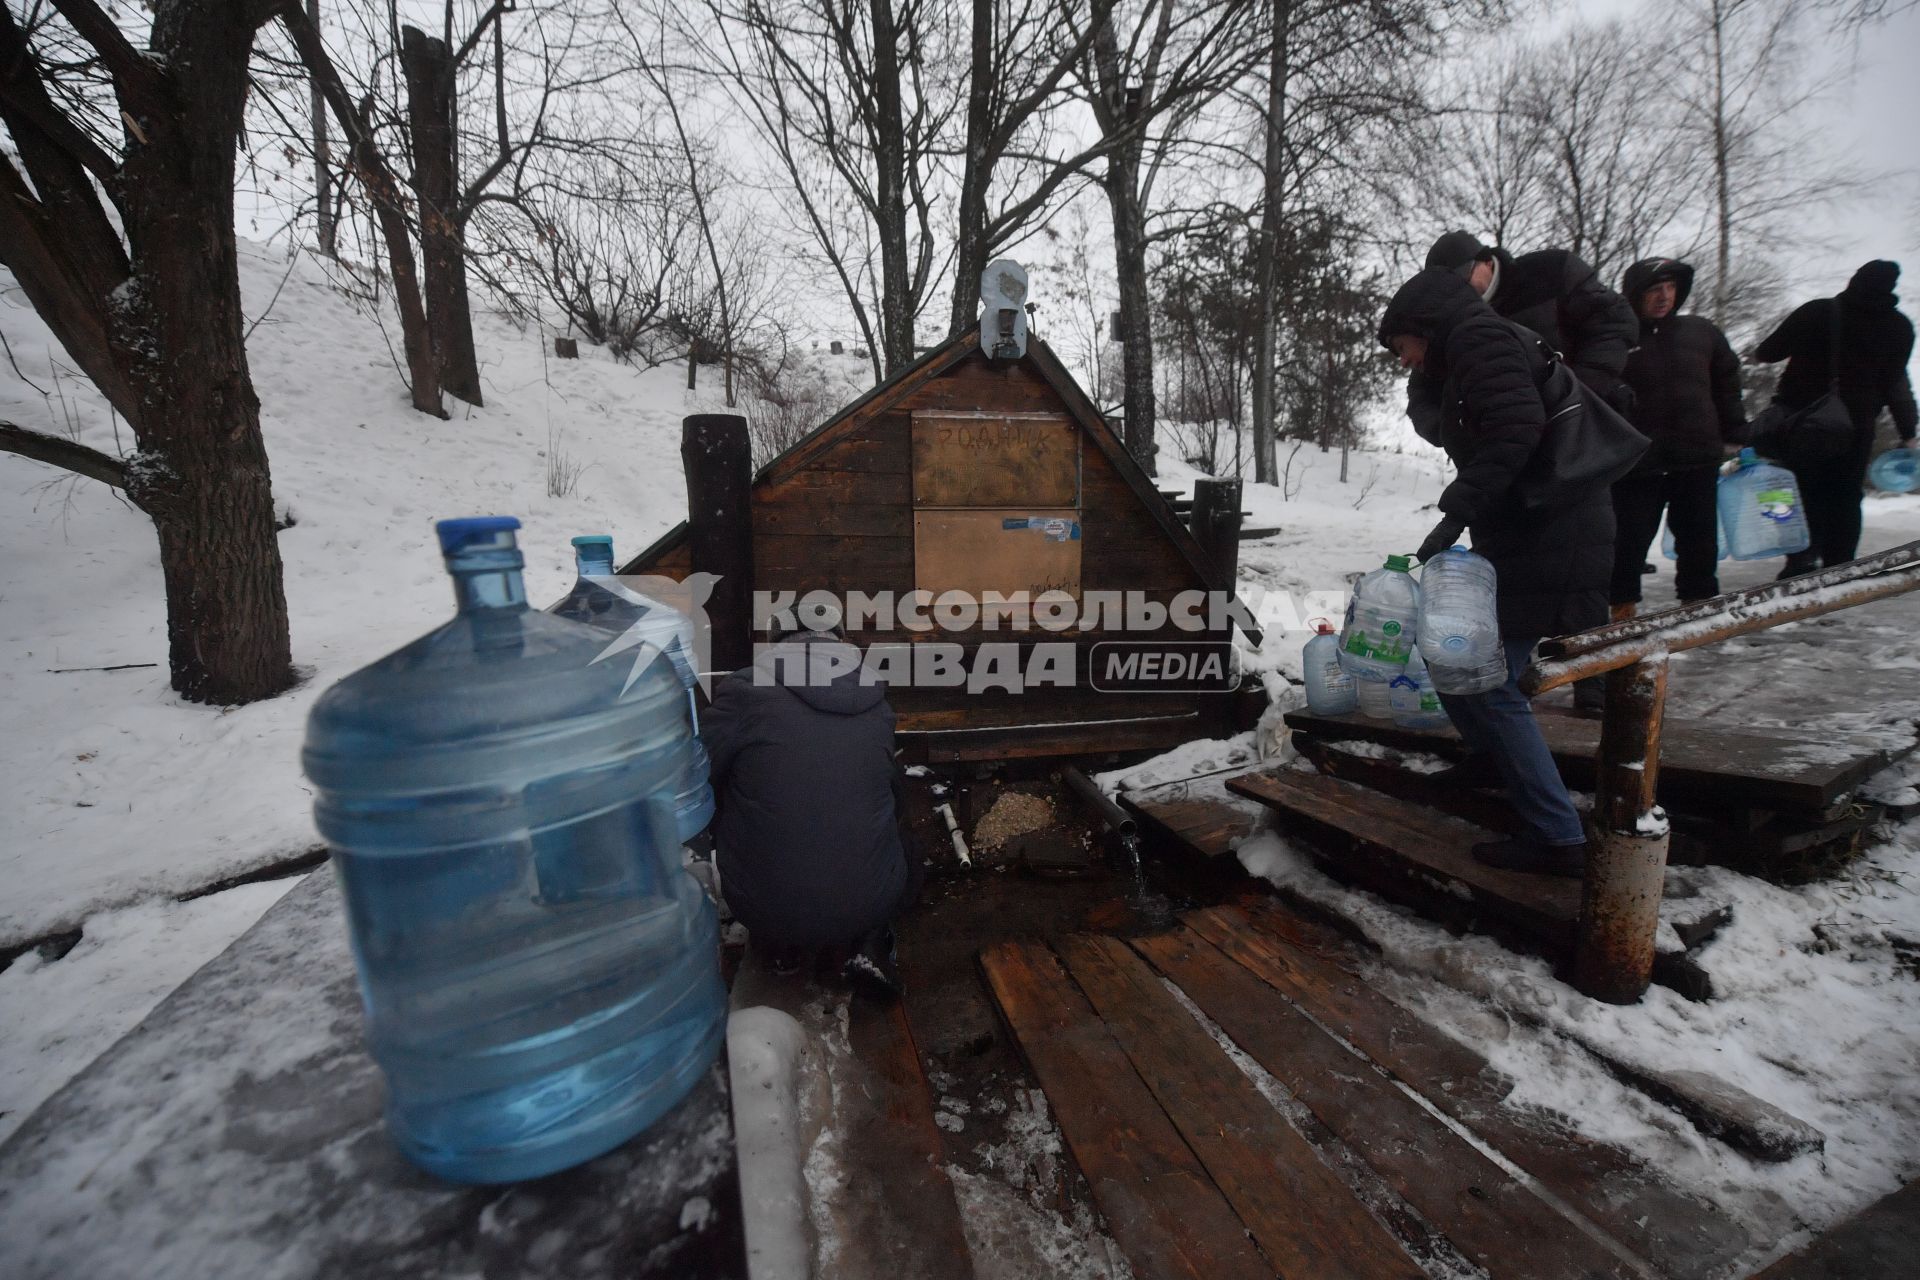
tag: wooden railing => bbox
[1520,539,1920,1003]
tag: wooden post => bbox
[682,414,754,674]
[1574,654,1670,1004]
[1191,478,1243,591]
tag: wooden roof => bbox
[621,328,1236,599]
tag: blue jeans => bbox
[1436,636,1586,846]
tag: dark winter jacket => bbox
[1619,257,1748,472]
[1381,267,1613,639]
[701,633,908,949]
[1754,260,1918,445]
[1408,245,1640,443]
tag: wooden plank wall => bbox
[620,349,1237,751]
[747,351,1222,741]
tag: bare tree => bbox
[1076,0,1266,475]
[0,0,294,704]
[687,0,959,380]
[280,6,446,417]
[947,0,1123,333]
[1668,0,1882,328]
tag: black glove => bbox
[1609,382,1638,418]
[1415,516,1466,564]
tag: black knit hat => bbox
[1425,230,1492,272]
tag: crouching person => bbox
[1380,266,1611,877]
[700,613,922,995]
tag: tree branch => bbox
[0,419,130,492]
[46,0,164,104]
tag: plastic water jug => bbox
[1660,514,1728,561]
[1302,621,1358,715]
[554,534,714,841]
[1718,448,1811,560]
[1338,554,1421,683]
[1416,546,1502,695]
[303,516,726,1184]
[1356,676,1396,719]
[1870,447,1920,493]
[1389,650,1451,729]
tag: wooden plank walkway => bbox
[978,901,1763,1279]
[1282,707,1902,817]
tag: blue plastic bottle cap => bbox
[436,515,522,554]
[1451,544,1467,551]
[570,534,613,548]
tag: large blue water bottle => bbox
[1719,448,1811,560]
[1416,546,1504,695]
[554,534,715,841]
[303,517,726,1184]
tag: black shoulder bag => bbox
[1751,301,1855,465]
[1514,337,1650,509]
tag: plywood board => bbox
[914,508,1081,600]
[911,412,1080,508]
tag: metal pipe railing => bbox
[1520,540,1920,1004]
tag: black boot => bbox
[1472,835,1586,877]
[844,927,901,1000]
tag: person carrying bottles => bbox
[1379,266,1614,876]
[1609,257,1748,614]
[1414,231,1638,711]
[1753,260,1918,577]
[700,605,922,996]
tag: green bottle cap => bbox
[1385,554,1412,572]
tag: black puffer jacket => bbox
[1407,246,1640,441]
[702,634,907,949]
[1382,268,1613,639]
[1619,257,1747,471]
[1754,260,1918,442]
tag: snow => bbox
[1235,822,1920,1240]
[0,875,301,1145]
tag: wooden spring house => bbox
[624,330,1253,763]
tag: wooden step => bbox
[1118,790,1262,861]
[983,936,1420,1274]
[1226,765,1585,951]
[1186,903,1762,1279]
[1282,707,1902,817]
[1752,1178,1920,1278]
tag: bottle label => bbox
[1343,631,1412,664]
[1755,488,1798,522]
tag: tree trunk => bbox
[1249,0,1290,486]
[309,0,335,258]
[401,25,482,406]
[950,0,994,336]
[869,0,914,375]
[1104,153,1157,475]
[1708,0,1732,328]
[119,4,293,703]
[284,6,444,418]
